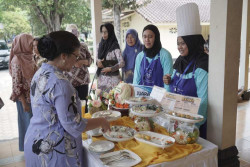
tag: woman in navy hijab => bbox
[122,29,143,83]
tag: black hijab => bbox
[142,24,162,58]
[98,23,120,60]
[173,35,208,74]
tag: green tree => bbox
[102,0,151,45]
[0,10,31,41]
[62,0,91,34]
[3,0,91,33]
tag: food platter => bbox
[103,126,136,142]
[91,110,121,122]
[134,131,175,149]
[100,149,141,167]
[164,111,204,123]
[130,104,163,117]
[88,140,114,154]
[125,96,154,105]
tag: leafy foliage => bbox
[0,9,31,41]
[102,0,151,10]
[0,0,91,34]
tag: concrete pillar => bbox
[208,0,243,166]
[239,0,250,90]
[91,0,102,66]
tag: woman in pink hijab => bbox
[9,33,37,151]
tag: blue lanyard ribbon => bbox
[175,60,194,87]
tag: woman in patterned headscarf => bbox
[9,33,37,151]
[96,23,125,92]
[133,24,173,90]
[122,29,143,83]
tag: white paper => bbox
[181,95,201,114]
[150,86,166,102]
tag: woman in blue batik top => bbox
[24,31,110,167]
[133,24,173,91]
[122,29,143,83]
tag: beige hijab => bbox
[9,34,36,80]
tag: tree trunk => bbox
[32,1,63,33]
[113,4,121,46]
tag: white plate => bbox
[89,140,114,154]
[125,97,154,105]
[130,105,163,117]
[164,111,204,123]
[134,131,175,149]
[87,128,103,137]
[100,149,141,167]
[92,110,121,122]
[103,126,136,142]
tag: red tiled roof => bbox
[136,0,210,23]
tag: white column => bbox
[91,0,102,66]
[207,0,243,149]
[239,0,250,90]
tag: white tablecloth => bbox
[82,137,218,167]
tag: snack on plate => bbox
[167,111,203,121]
[132,104,163,114]
[135,132,174,147]
[105,126,135,138]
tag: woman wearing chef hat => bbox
[163,3,209,139]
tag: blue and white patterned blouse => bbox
[24,63,88,167]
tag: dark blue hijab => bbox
[123,29,143,72]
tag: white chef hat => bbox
[176,3,201,36]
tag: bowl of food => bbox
[103,125,136,142]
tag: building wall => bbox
[120,13,210,59]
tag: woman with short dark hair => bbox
[24,31,110,167]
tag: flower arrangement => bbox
[87,89,108,115]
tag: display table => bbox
[82,137,218,167]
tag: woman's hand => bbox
[22,101,31,112]
[101,67,111,74]
[100,118,110,133]
[75,60,89,68]
[163,74,171,85]
[97,59,104,68]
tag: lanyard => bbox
[143,54,158,72]
[175,60,194,87]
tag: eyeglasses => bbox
[71,53,80,61]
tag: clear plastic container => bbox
[168,120,199,144]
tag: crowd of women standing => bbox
[8,3,208,166]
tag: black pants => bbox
[199,121,207,139]
[75,84,89,113]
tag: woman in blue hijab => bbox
[122,29,143,83]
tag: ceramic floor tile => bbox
[237,139,250,151]
[243,136,250,142]
[0,141,12,159]
[240,159,249,167]
[10,141,23,157]
[1,160,26,167]
[239,148,250,163]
